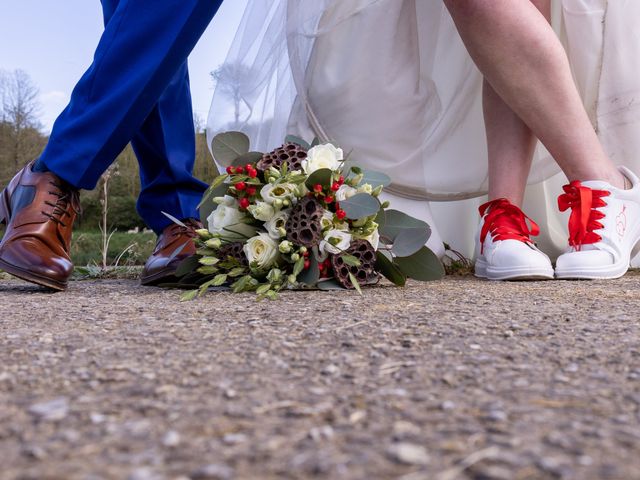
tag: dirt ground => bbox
[1,275,639,480]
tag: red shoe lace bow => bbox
[479,198,540,254]
[557,181,609,250]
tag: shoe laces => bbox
[43,181,81,227]
[557,181,609,250]
[479,198,540,254]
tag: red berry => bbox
[239,198,250,209]
[331,182,340,191]
[246,186,257,196]
[235,181,247,191]
[303,260,311,270]
[248,169,257,178]
[246,164,254,171]
[226,166,234,175]
[318,263,325,272]
[336,210,347,220]
[303,251,309,258]
[235,166,245,174]
[313,184,323,193]
[325,195,334,204]
[338,176,345,185]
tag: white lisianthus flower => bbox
[357,183,373,195]
[320,209,335,231]
[247,201,275,222]
[243,232,279,269]
[302,144,343,174]
[265,209,290,239]
[207,205,257,240]
[213,194,238,207]
[261,183,298,206]
[359,228,380,250]
[320,229,352,255]
[335,184,357,202]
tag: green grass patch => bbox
[71,230,156,266]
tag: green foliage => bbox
[340,193,380,220]
[70,230,156,266]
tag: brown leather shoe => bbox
[140,219,202,286]
[0,161,81,291]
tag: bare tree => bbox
[211,63,251,127]
[0,69,44,172]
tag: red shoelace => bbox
[479,198,540,254]
[557,181,609,250]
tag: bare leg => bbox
[444,0,625,189]
[485,0,550,206]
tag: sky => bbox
[0,0,248,133]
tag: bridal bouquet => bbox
[171,132,443,300]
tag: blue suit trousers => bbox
[39,0,222,233]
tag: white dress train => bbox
[207,0,640,263]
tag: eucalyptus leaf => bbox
[310,137,321,148]
[340,193,380,220]
[211,131,250,166]
[376,209,432,242]
[305,168,334,190]
[317,279,346,291]
[360,170,391,188]
[198,183,229,225]
[375,251,406,287]
[233,151,263,167]
[298,257,320,286]
[285,134,310,150]
[175,255,201,277]
[391,227,431,257]
[394,246,445,281]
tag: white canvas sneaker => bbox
[475,198,554,280]
[555,166,640,279]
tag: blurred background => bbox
[0,0,248,267]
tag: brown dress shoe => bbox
[0,161,81,291]
[140,219,202,286]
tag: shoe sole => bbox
[555,260,629,280]
[0,257,68,291]
[475,259,554,281]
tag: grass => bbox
[70,230,156,267]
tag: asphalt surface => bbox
[1,275,639,479]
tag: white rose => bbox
[302,144,343,174]
[265,209,290,239]
[335,184,357,202]
[207,205,257,240]
[247,201,275,222]
[260,183,299,205]
[320,229,352,255]
[243,232,279,269]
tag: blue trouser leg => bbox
[39,0,221,232]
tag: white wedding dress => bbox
[207,0,640,262]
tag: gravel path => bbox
[1,275,639,480]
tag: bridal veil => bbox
[207,0,640,260]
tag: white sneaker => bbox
[475,198,554,280]
[555,166,640,279]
